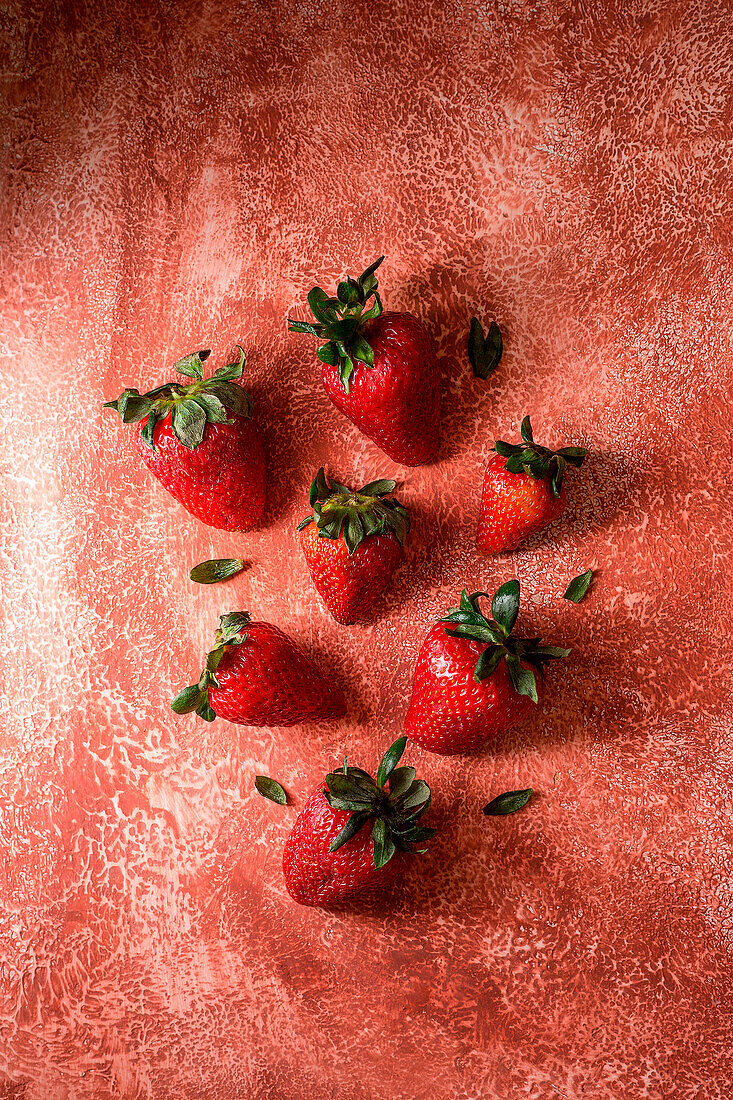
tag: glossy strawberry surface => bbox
[283,788,404,906]
[321,311,440,466]
[476,453,566,554]
[137,411,266,531]
[298,522,404,625]
[207,622,341,726]
[405,622,537,754]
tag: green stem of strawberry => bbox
[325,736,435,869]
[288,256,385,393]
[297,467,410,556]
[102,346,253,450]
[171,612,251,722]
[493,416,587,497]
[439,581,570,703]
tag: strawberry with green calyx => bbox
[477,416,587,555]
[103,347,266,531]
[283,736,436,906]
[297,467,410,624]
[288,256,440,466]
[171,612,342,726]
[404,581,570,755]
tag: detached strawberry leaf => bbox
[468,318,503,379]
[190,558,245,584]
[483,788,533,816]
[255,776,287,805]
[564,569,593,603]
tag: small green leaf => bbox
[317,342,339,366]
[343,513,364,555]
[474,646,504,683]
[330,317,359,342]
[339,354,355,392]
[493,439,521,458]
[359,478,395,497]
[118,391,153,423]
[192,393,229,423]
[372,816,396,870]
[358,255,385,287]
[209,346,245,381]
[491,580,520,636]
[329,811,370,852]
[557,446,587,465]
[505,654,538,704]
[216,612,251,645]
[173,351,209,379]
[196,700,217,722]
[468,318,503,380]
[504,455,526,474]
[376,736,407,788]
[189,558,245,584]
[520,415,533,443]
[337,279,360,306]
[140,407,162,449]
[254,775,287,805]
[172,400,207,449]
[207,381,252,419]
[308,287,333,322]
[387,765,416,800]
[563,569,593,603]
[171,684,205,714]
[483,788,533,816]
[394,779,431,813]
[288,319,324,337]
[350,334,374,367]
[550,455,566,498]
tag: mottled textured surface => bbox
[2,0,733,1097]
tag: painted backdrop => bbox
[2,1,732,1097]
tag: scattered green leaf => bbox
[563,569,593,603]
[189,558,246,585]
[483,788,533,816]
[468,318,503,379]
[255,776,287,805]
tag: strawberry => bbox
[283,736,435,906]
[297,467,410,625]
[171,612,342,726]
[288,256,440,465]
[103,347,266,531]
[477,416,587,554]
[404,581,569,755]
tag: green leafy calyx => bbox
[170,611,251,723]
[325,736,435,870]
[494,416,587,498]
[439,581,570,704]
[288,256,385,393]
[297,467,410,556]
[103,346,253,451]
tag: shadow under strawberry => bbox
[518,448,646,552]
[391,260,511,464]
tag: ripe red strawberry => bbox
[297,467,409,625]
[171,612,342,726]
[477,416,587,554]
[404,581,569,755]
[283,736,435,906]
[103,347,266,531]
[288,257,440,465]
